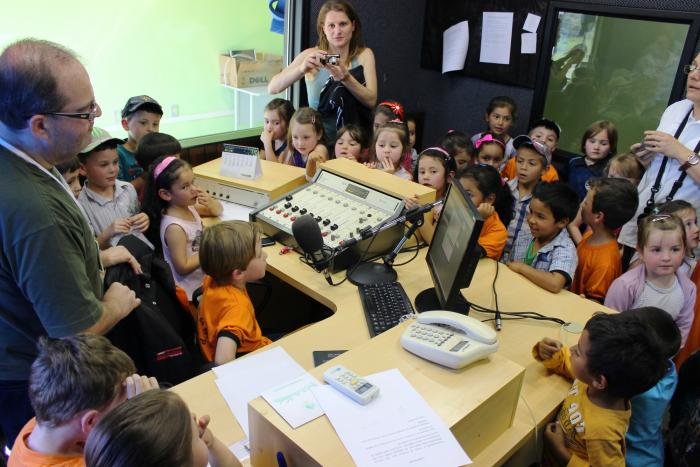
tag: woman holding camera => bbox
[268,0,377,144]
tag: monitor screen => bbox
[425,180,484,311]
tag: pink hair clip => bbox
[153,156,177,181]
[423,146,451,160]
[388,118,403,124]
[475,134,505,149]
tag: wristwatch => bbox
[680,152,700,171]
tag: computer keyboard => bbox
[358,281,416,337]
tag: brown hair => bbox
[85,390,192,467]
[200,221,261,285]
[316,1,365,62]
[370,121,410,170]
[605,152,645,183]
[581,120,618,156]
[29,335,135,428]
[264,98,295,127]
[288,107,325,150]
[637,213,686,251]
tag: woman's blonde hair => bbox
[316,1,365,61]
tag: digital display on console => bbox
[345,184,370,199]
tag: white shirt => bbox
[619,99,700,247]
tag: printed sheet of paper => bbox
[521,32,537,54]
[312,369,471,467]
[479,12,514,65]
[442,21,469,74]
[523,13,541,33]
[219,200,253,221]
[261,373,324,428]
[214,347,306,436]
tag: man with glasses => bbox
[0,39,140,449]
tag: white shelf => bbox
[221,84,270,97]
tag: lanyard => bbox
[0,136,90,220]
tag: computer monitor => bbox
[415,180,484,314]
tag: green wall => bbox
[1,0,284,141]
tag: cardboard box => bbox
[219,53,282,88]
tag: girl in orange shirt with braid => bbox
[457,164,514,260]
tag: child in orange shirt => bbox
[571,178,639,302]
[457,164,514,260]
[9,335,158,467]
[501,118,560,182]
[198,221,271,365]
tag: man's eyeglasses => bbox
[683,64,700,74]
[41,102,99,121]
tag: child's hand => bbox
[506,261,525,274]
[308,149,326,163]
[260,128,274,147]
[432,204,444,223]
[543,421,571,465]
[124,373,159,399]
[377,156,395,173]
[477,203,495,219]
[108,218,132,237]
[404,195,420,210]
[129,213,150,233]
[537,338,563,360]
[196,414,215,448]
[364,161,379,169]
[195,188,212,208]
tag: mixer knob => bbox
[322,219,330,226]
[268,207,275,211]
[367,213,372,217]
[300,208,307,215]
[283,213,289,218]
[291,206,299,212]
[343,203,349,207]
[276,209,282,214]
[330,224,338,231]
[321,231,329,237]
[335,199,340,204]
[315,216,322,223]
[358,217,365,223]
[331,234,338,241]
[284,202,291,208]
[285,195,293,201]
[290,216,297,222]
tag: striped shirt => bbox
[78,180,150,247]
[502,178,532,262]
[510,227,578,287]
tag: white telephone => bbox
[400,310,499,369]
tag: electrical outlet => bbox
[171,104,179,117]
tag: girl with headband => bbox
[142,156,222,300]
[474,132,506,170]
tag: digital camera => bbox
[320,54,340,66]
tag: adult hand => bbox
[103,282,140,320]
[100,246,142,275]
[326,62,349,82]
[129,213,149,233]
[298,48,325,75]
[124,373,159,399]
[537,337,563,360]
[643,131,694,162]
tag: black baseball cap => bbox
[121,95,163,119]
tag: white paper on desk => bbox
[521,32,537,54]
[523,13,541,33]
[220,200,254,221]
[214,347,306,436]
[261,373,324,428]
[312,369,471,467]
[479,12,513,65]
[442,21,469,74]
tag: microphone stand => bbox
[347,200,440,286]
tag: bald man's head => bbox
[0,39,80,129]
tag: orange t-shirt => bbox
[675,264,700,368]
[501,157,559,182]
[571,231,621,301]
[198,276,271,361]
[9,418,85,467]
[479,212,507,260]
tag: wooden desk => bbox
[172,243,603,466]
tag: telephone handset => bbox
[400,310,499,369]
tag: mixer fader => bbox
[252,169,405,270]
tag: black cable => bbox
[391,224,423,267]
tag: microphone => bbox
[291,215,334,285]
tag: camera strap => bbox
[643,107,700,214]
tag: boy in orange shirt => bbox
[198,221,271,365]
[501,118,560,182]
[9,335,157,467]
[571,178,638,302]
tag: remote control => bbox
[323,365,380,405]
